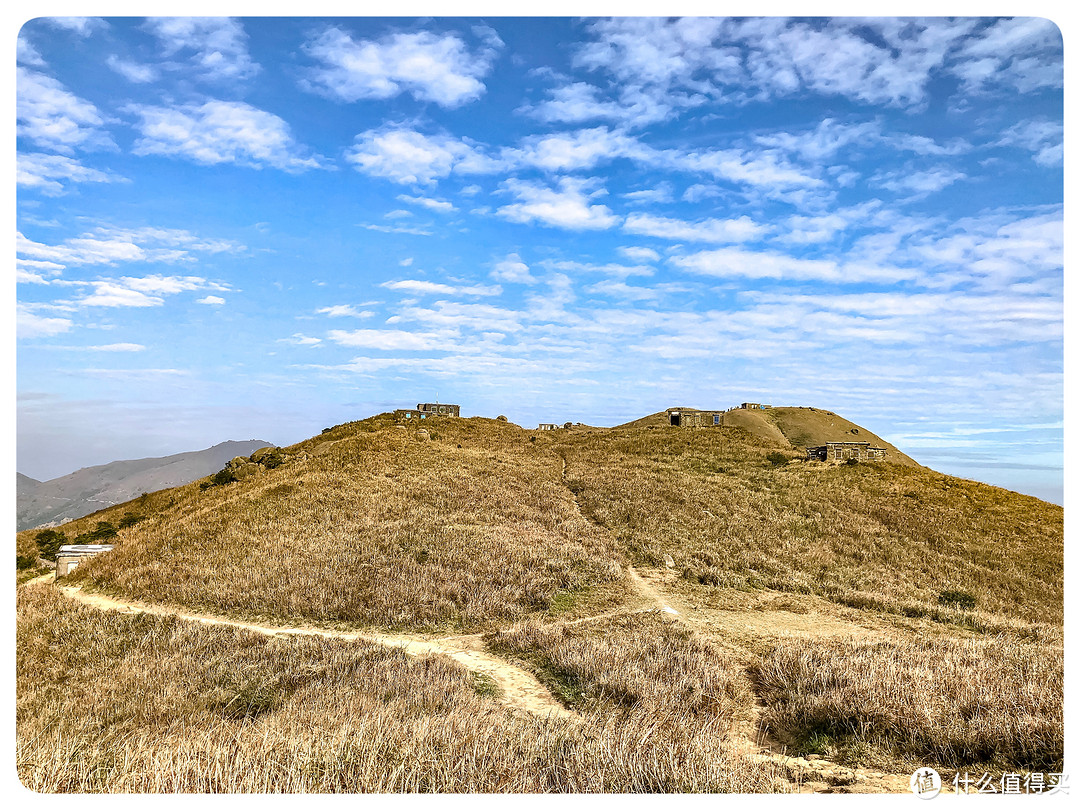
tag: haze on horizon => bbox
[15,16,1064,506]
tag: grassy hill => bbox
[16,440,273,531]
[17,409,1063,791]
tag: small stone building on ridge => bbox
[55,544,114,577]
[665,407,725,427]
[394,402,461,421]
[806,441,886,462]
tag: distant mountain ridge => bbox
[16,440,272,531]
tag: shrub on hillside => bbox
[938,589,976,610]
[250,447,286,469]
[76,521,118,543]
[766,452,789,466]
[34,529,67,562]
[118,512,145,529]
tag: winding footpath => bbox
[26,572,577,721]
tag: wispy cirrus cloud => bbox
[106,54,159,83]
[316,305,374,318]
[995,119,1063,167]
[380,279,501,297]
[396,194,456,212]
[17,152,126,196]
[17,226,244,273]
[623,212,770,244]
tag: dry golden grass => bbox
[558,426,1062,630]
[60,416,623,631]
[487,612,755,725]
[16,411,1063,789]
[17,585,787,793]
[753,634,1064,772]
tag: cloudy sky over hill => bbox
[15,14,1064,503]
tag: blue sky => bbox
[14,14,1065,504]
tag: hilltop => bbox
[615,406,918,466]
[17,409,1063,792]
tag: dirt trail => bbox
[29,575,575,722]
[554,450,913,794]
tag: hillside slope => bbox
[761,407,919,466]
[18,410,1064,789]
[33,410,1061,633]
[16,440,272,531]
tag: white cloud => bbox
[68,275,229,309]
[583,279,691,302]
[381,279,501,297]
[669,246,921,284]
[617,246,661,263]
[41,17,108,36]
[196,295,225,305]
[673,146,823,189]
[106,54,158,83]
[17,152,124,196]
[872,167,966,198]
[490,253,536,284]
[122,275,223,294]
[346,127,501,185]
[996,119,1063,167]
[282,333,322,346]
[541,259,654,279]
[952,17,1062,93]
[521,81,637,125]
[496,177,619,231]
[908,208,1062,288]
[17,67,115,154]
[129,100,324,172]
[396,194,456,212]
[326,328,452,351]
[78,282,164,308]
[17,304,72,338]
[316,305,374,318]
[302,26,500,107]
[508,126,647,172]
[144,17,259,81]
[359,223,432,236]
[84,343,146,351]
[622,182,675,205]
[754,118,881,161]
[682,183,723,203]
[17,35,45,66]
[623,212,770,244]
[17,226,243,270]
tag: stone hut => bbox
[537,423,556,431]
[666,407,725,427]
[394,402,461,421]
[55,544,114,577]
[806,442,886,462]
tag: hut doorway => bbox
[670,412,681,426]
